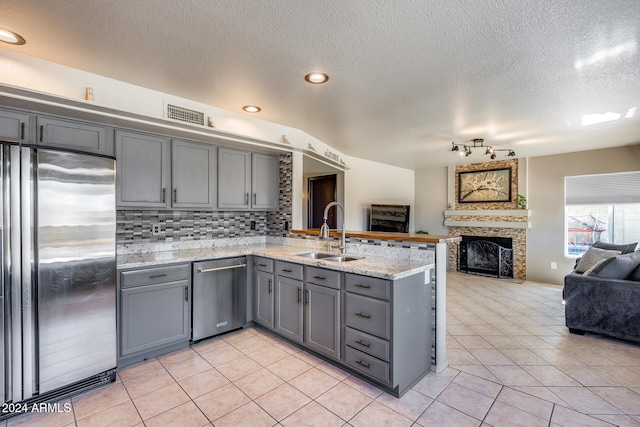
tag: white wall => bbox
[414,167,448,235]
[343,155,415,231]
[527,145,640,284]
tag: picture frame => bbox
[458,167,512,203]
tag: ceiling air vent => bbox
[166,103,205,126]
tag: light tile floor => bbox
[5,272,640,426]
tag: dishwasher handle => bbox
[197,263,247,274]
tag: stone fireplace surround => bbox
[444,209,530,280]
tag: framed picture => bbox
[458,167,512,203]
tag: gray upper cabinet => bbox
[171,139,217,209]
[217,147,251,209]
[116,131,217,209]
[252,152,279,210]
[218,147,279,211]
[0,108,29,142]
[37,116,114,156]
[116,130,170,208]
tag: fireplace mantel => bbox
[444,209,531,229]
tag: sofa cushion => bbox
[629,264,640,281]
[592,241,638,254]
[584,251,640,279]
[574,247,621,274]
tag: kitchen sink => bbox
[293,252,334,259]
[293,252,362,262]
[323,255,361,262]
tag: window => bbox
[565,171,640,256]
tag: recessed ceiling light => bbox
[0,28,26,45]
[304,72,329,84]
[242,105,261,113]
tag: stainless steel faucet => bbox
[319,201,346,253]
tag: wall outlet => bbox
[250,221,256,230]
[152,223,161,235]
[550,261,557,270]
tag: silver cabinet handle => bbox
[355,284,371,289]
[304,289,309,305]
[20,123,25,140]
[355,340,370,348]
[148,274,168,279]
[162,188,166,203]
[39,125,44,142]
[268,278,272,294]
[253,193,256,204]
[197,264,247,273]
[355,312,371,319]
[282,268,292,273]
[245,193,249,204]
[313,275,325,280]
[184,286,189,302]
[173,188,177,203]
[297,288,301,304]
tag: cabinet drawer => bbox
[344,346,390,385]
[254,257,274,273]
[345,293,390,340]
[305,266,341,289]
[345,327,389,362]
[345,273,391,301]
[121,264,191,288]
[276,261,304,280]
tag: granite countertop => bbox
[117,244,434,280]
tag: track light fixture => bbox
[450,138,515,159]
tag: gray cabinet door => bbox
[0,108,29,142]
[37,116,113,156]
[217,147,251,209]
[171,139,216,209]
[275,276,303,343]
[252,153,279,211]
[120,280,190,356]
[255,270,274,329]
[116,130,170,208]
[305,283,341,360]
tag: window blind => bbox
[565,171,640,205]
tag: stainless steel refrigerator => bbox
[1,143,116,406]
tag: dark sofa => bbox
[564,242,640,343]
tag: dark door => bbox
[309,175,337,229]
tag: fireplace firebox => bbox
[459,235,514,278]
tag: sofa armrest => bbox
[564,272,640,343]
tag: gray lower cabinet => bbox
[271,262,341,360]
[274,276,304,343]
[305,282,341,360]
[0,108,29,142]
[118,264,191,366]
[254,258,275,329]
[343,272,431,396]
[36,116,114,156]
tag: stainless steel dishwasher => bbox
[192,257,247,341]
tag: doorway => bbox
[308,174,337,229]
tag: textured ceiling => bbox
[1,0,639,169]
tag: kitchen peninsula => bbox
[117,231,459,397]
